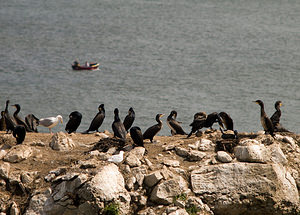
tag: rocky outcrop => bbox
[1,131,300,214]
[49,132,76,151]
[191,163,299,215]
[3,145,33,163]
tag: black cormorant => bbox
[112,108,127,142]
[65,111,82,134]
[187,112,223,138]
[253,100,274,136]
[0,111,6,131]
[143,114,164,143]
[13,125,26,144]
[270,101,282,128]
[11,104,32,132]
[84,104,105,133]
[130,126,144,147]
[123,107,135,132]
[219,112,234,131]
[25,114,39,132]
[166,110,186,135]
[4,100,16,133]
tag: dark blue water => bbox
[1,0,300,135]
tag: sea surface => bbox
[1,0,299,135]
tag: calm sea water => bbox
[1,0,299,135]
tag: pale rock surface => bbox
[49,132,76,151]
[268,144,288,165]
[3,145,33,163]
[217,151,232,163]
[198,138,214,151]
[150,175,189,205]
[168,208,189,215]
[0,162,10,179]
[189,150,206,161]
[78,164,131,214]
[163,159,180,167]
[144,171,163,187]
[234,143,267,163]
[191,163,299,215]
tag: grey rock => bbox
[163,159,180,167]
[0,162,10,179]
[144,171,163,187]
[49,132,76,151]
[189,150,206,161]
[191,163,299,215]
[175,147,189,157]
[4,145,33,163]
[217,151,233,163]
[198,139,215,151]
[234,143,267,163]
[150,175,189,205]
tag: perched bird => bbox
[187,112,223,138]
[38,115,63,134]
[166,110,186,135]
[143,114,164,143]
[123,107,135,132]
[13,125,26,144]
[112,108,127,142]
[193,112,207,120]
[270,101,290,132]
[11,104,32,132]
[4,100,16,133]
[253,100,274,136]
[219,112,234,131]
[107,151,124,163]
[84,104,105,133]
[0,111,6,131]
[25,114,39,133]
[270,101,282,127]
[65,111,82,134]
[130,126,144,147]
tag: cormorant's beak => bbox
[160,114,165,118]
[252,101,258,104]
[11,105,16,108]
[60,119,63,124]
[280,103,282,107]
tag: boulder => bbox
[79,164,131,214]
[163,159,180,167]
[234,143,267,163]
[150,175,189,205]
[144,171,163,187]
[49,132,76,151]
[216,151,232,163]
[175,147,189,157]
[189,150,206,161]
[198,139,214,151]
[191,163,299,215]
[3,145,33,163]
[0,162,10,179]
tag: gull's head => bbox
[57,115,63,124]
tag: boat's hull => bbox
[72,63,99,70]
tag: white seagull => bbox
[107,151,124,163]
[38,115,63,134]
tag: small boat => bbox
[72,62,99,70]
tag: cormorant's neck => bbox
[14,106,20,116]
[156,117,162,125]
[260,104,266,117]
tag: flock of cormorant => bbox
[0,99,289,146]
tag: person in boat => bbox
[85,61,90,67]
[74,61,79,67]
